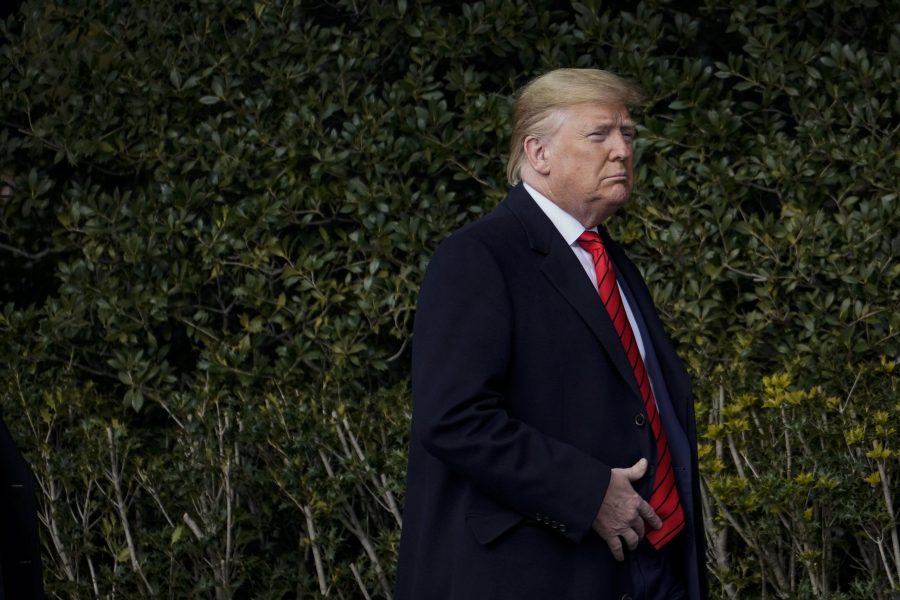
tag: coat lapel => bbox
[504,186,643,403]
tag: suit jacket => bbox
[395,184,707,600]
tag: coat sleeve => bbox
[411,232,611,543]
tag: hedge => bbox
[0,0,897,598]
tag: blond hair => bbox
[506,68,643,185]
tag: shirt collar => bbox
[522,181,596,245]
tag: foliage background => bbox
[1,0,897,597]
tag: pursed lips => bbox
[603,172,629,181]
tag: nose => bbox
[609,131,632,161]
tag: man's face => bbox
[541,102,635,228]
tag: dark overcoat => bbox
[0,416,44,599]
[395,184,707,600]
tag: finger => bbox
[621,529,640,551]
[637,500,662,530]
[631,516,646,539]
[624,458,648,481]
[605,535,625,562]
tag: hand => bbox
[592,458,662,561]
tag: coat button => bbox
[621,595,633,600]
[634,413,646,426]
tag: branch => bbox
[302,504,328,596]
[349,562,373,600]
[182,512,204,541]
[876,459,900,585]
[340,508,391,599]
[0,241,54,260]
[106,427,155,595]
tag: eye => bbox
[621,128,637,142]
[588,130,609,141]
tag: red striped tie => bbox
[577,230,685,549]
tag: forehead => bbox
[560,102,633,127]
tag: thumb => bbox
[623,458,648,481]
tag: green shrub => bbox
[0,0,896,597]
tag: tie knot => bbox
[577,230,604,252]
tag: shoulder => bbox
[422,209,512,289]
[431,184,541,261]
[417,193,534,306]
[429,199,521,261]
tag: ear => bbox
[523,135,551,176]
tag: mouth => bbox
[604,173,629,182]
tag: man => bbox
[395,69,707,600]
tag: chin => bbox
[606,194,631,208]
